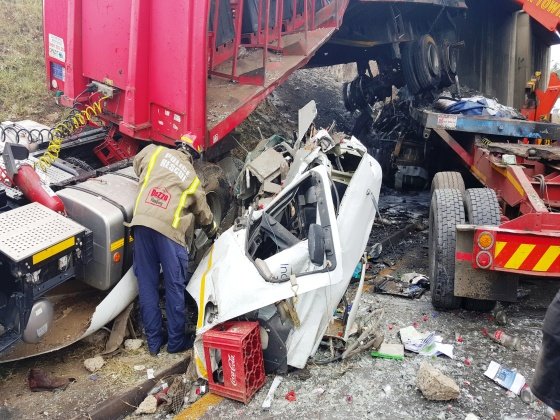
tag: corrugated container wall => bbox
[459,0,552,108]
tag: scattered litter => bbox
[27,368,75,392]
[455,333,464,343]
[491,304,507,326]
[465,413,480,420]
[371,343,404,361]
[262,376,283,410]
[352,262,363,279]
[135,395,158,415]
[88,374,99,381]
[401,272,429,285]
[374,272,429,299]
[83,356,105,373]
[345,395,353,403]
[519,384,536,404]
[416,362,460,401]
[285,390,296,402]
[147,368,155,379]
[434,95,524,119]
[399,326,454,358]
[311,387,325,396]
[134,365,146,371]
[489,330,520,350]
[382,385,392,396]
[148,382,169,396]
[124,338,143,351]
[464,358,472,367]
[484,361,525,395]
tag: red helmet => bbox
[175,133,201,159]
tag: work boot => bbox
[27,368,74,392]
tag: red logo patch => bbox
[146,187,171,209]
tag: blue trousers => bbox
[133,225,189,353]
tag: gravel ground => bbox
[200,189,558,420]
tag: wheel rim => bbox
[427,43,440,77]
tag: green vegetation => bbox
[0,0,61,124]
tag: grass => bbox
[0,0,62,124]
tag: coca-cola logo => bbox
[228,354,237,386]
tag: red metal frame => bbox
[515,0,560,32]
[433,128,555,214]
[44,0,347,156]
[433,126,560,278]
[521,72,560,122]
[470,213,560,277]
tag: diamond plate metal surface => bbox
[0,203,85,262]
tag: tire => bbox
[461,188,500,312]
[401,41,422,95]
[439,43,459,88]
[193,161,232,228]
[429,189,464,310]
[413,34,441,90]
[430,171,465,195]
[190,161,232,267]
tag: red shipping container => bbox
[202,321,266,404]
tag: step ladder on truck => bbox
[412,109,560,311]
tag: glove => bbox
[203,219,218,240]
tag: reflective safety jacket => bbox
[130,144,213,249]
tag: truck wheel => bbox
[414,34,441,90]
[439,43,458,87]
[401,41,422,95]
[461,188,499,312]
[430,171,465,195]
[193,161,232,228]
[429,189,464,310]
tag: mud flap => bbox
[454,225,518,302]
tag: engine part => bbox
[343,74,393,113]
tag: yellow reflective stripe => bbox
[533,245,560,272]
[504,244,536,270]
[196,246,214,330]
[171,176,200,229]
[195,355,208,380]
[133,146,164,215]
[33,237,75,265]
[110,236,134,252]
[494,241,507,257]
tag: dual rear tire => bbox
[429,171,498,312]
[401,34,457,94]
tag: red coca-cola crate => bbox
[202,321,265,404]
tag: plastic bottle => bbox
[492,330,521,350]
[520,384,535,404]
[492,304,507,326]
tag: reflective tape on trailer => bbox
[492,236,560,274]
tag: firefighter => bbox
[131,135,218,356]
